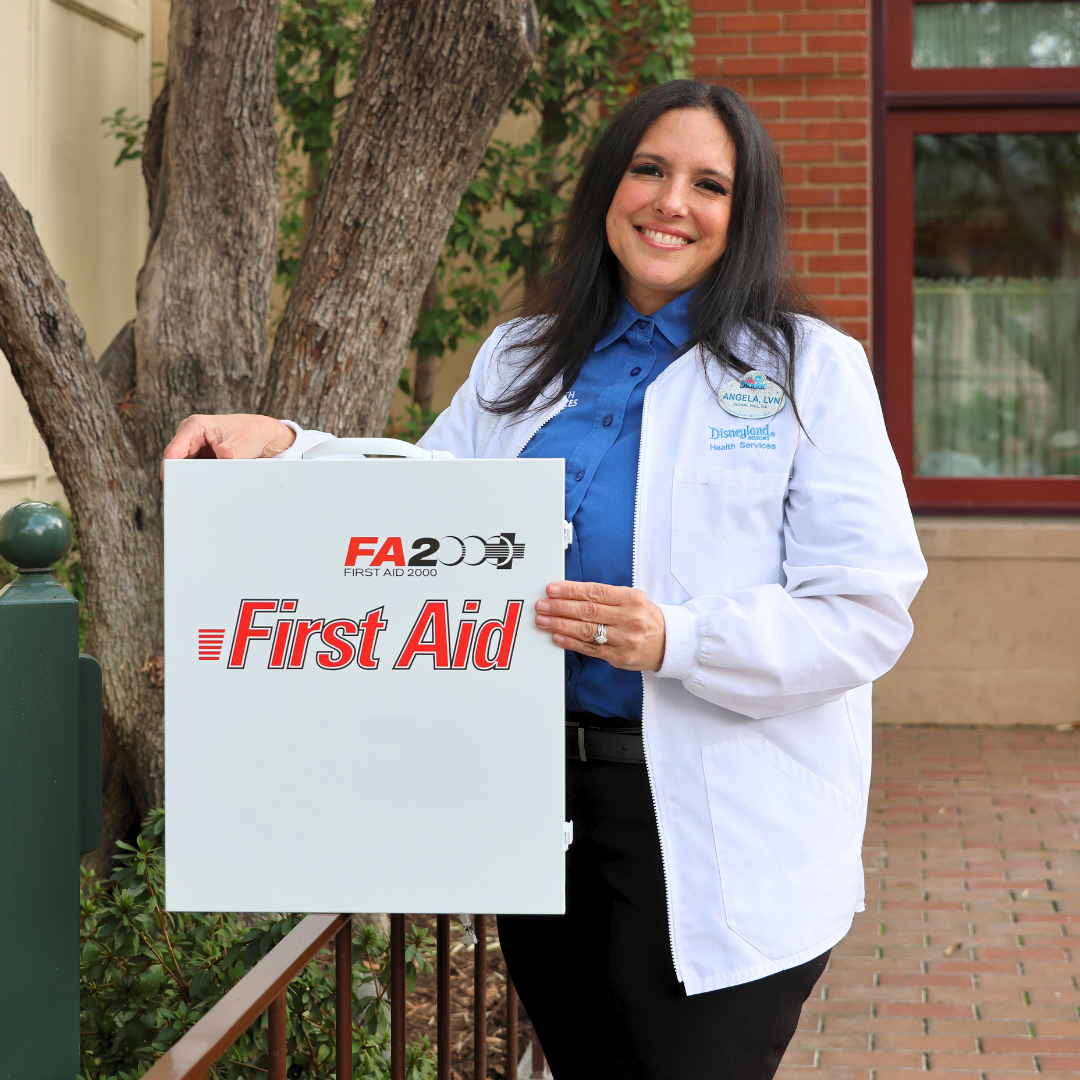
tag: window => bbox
[875,0,1080,509]
[913,3,1080,70]
[884,0,1080,93]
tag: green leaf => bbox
[138,964,165,995]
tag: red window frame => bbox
[885,0,1080,99]
[872,0,1080,511]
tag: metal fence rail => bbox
[142,911,544,1080]
[143,914,351,1080]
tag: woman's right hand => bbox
[160,414,296,479]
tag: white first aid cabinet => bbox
[164,441,566,914]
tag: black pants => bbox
[498,757,829,1080]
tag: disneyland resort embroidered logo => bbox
[708,424,777,451]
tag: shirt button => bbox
[602,415,613,427]
[630,367,641,376]
[575,470,585,481]
[565,668,571,682]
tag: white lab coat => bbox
[283,314,927,995]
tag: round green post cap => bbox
[0,502,72,571]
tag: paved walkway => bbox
[777,725,1080,1079]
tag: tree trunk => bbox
[0,0,537,868]
[264,0,539,433]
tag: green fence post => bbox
[0,501,102,1079]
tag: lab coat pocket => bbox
[702,736,865,961]
[670,469,788,596]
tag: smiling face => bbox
[605,107,737,316]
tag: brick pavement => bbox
[776,725,1080,1079]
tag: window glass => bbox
[913,2,1080,68]
[913,132,1080,477]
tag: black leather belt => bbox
[565,719,645,764]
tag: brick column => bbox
[691,0,871,352]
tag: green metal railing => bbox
[0,501,102,1080]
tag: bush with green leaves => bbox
[80,809,435,1079]
[100,108,147,168]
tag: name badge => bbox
[718,370,786,419]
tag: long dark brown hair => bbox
[486,80,818,417]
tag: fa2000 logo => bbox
[344,533,524,574]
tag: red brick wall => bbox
[690,0,871,351]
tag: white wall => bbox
[0,0,153,513]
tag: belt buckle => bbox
[566,720,588,763]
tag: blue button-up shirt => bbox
[519,292,693,722]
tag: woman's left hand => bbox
[536,581,667,672]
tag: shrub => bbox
[80,809,435,1079]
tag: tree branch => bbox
[142,79,170,233]
[131,0,280,461]
[264,0,539,435]
[0,170,137,543]
[0,167,169,805]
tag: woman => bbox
[164,81,926,1079]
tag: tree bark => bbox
[132,0,280,459]
[264,0,539,433]
[0,0,536,867]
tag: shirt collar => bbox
[593,290,695,353]
[651,290,694,351]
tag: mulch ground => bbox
[401,915,539,1080]
[776,724,1080,1079]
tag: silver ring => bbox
[593,624,608,646]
